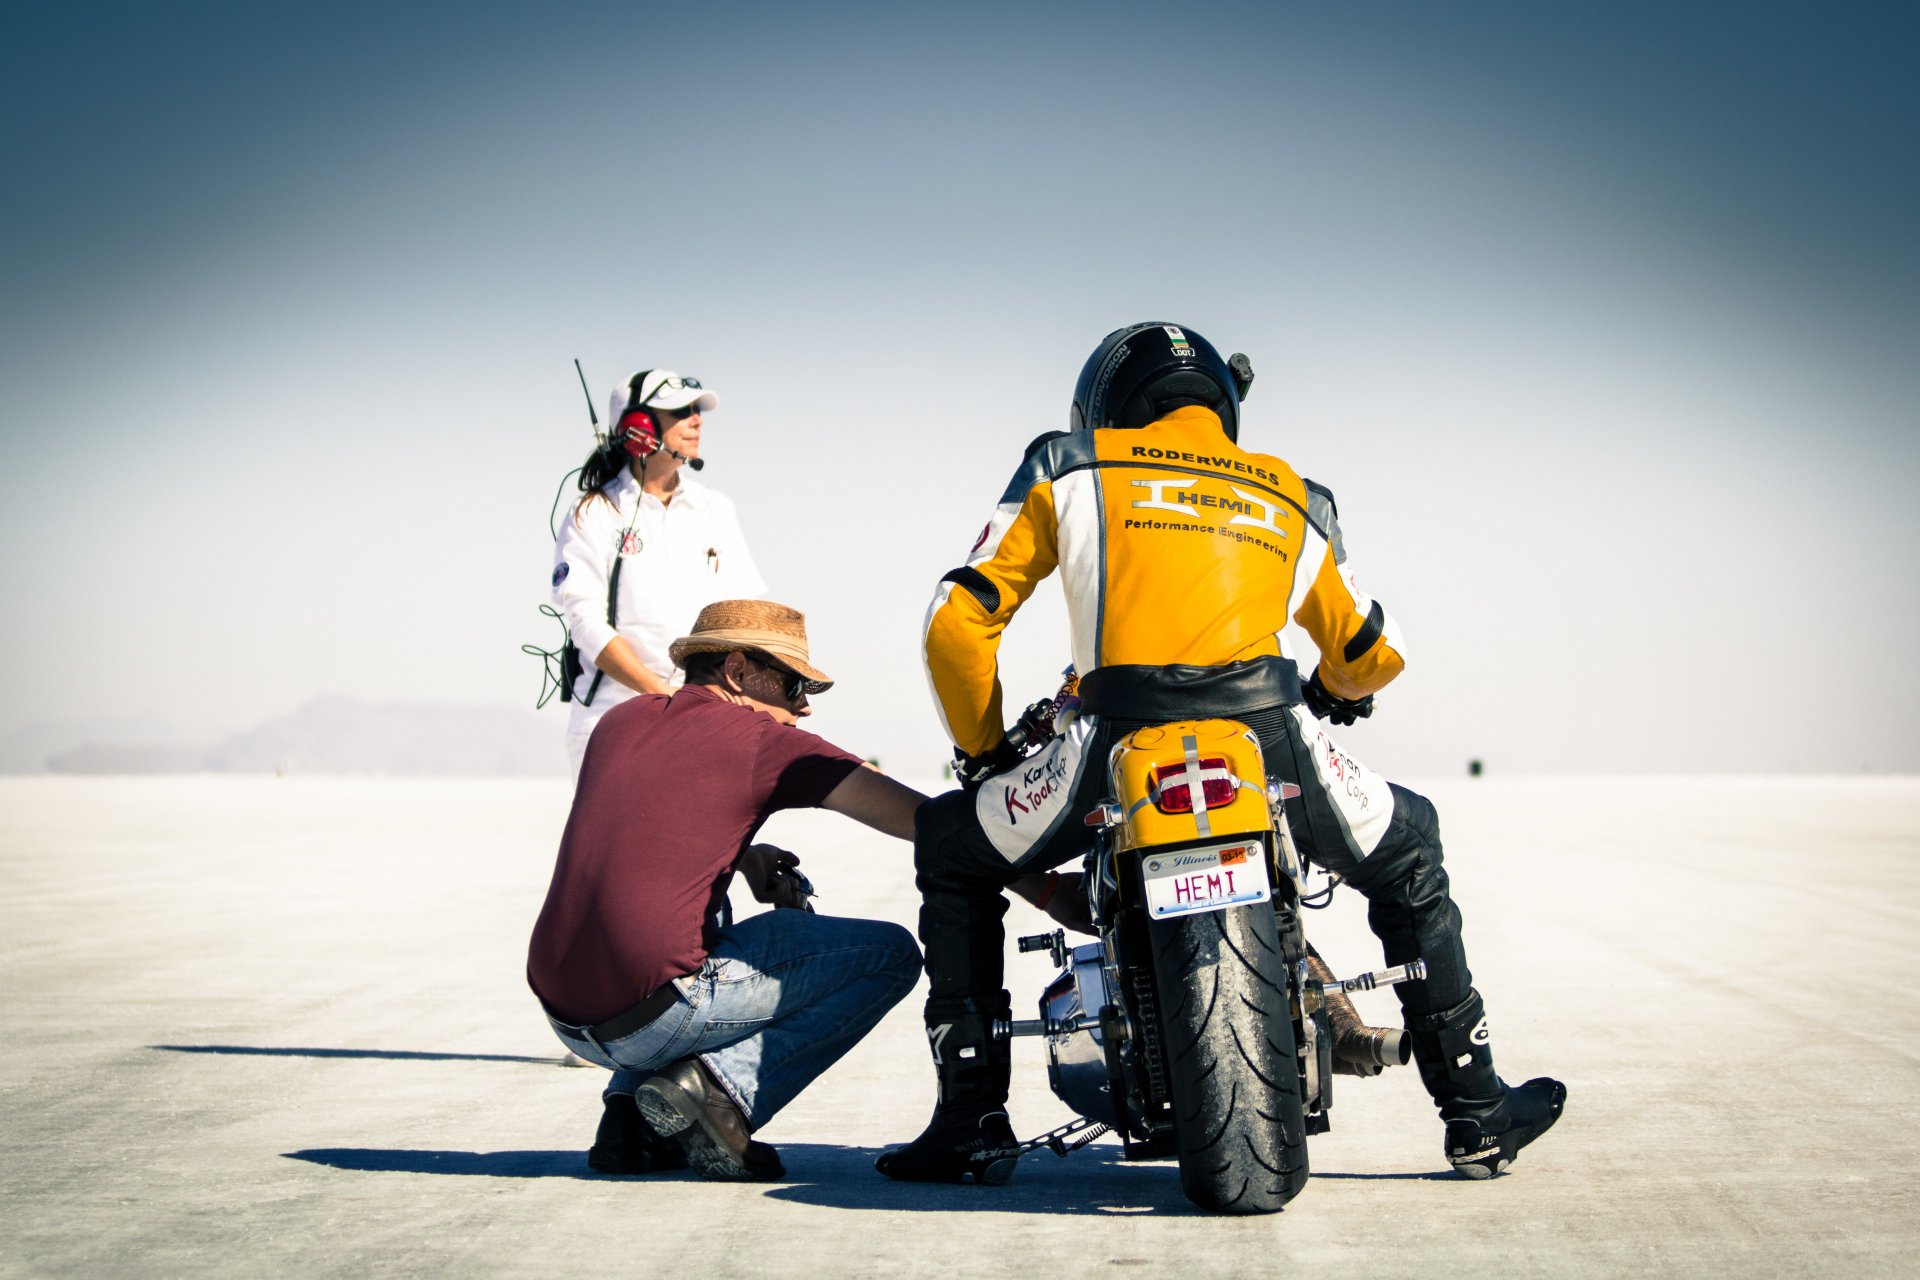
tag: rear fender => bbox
[1107,718,1273,853]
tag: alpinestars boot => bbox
[1407,989,1567,1179]
[874,994,1020,1185]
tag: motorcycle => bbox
[990,679,1423,1215]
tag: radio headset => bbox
[616,368,705,471]
[619,370,659,461]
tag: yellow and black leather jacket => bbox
[923,406,1406,755]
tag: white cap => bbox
[610,369,719,423]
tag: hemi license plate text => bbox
[1141,840,1272,921]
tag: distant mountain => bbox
[2,714,205,773]
[35,696,567,776]
[43,742,212,774]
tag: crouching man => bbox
[527,599,926,1180]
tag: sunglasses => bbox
[642,374,704,406]
[748,655,809,703]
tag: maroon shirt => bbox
[527,683,863,1025]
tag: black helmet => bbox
[1069,322,1251,441]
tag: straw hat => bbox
[668,600,833,693]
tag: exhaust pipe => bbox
[1305,948,1411,1077]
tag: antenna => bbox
[574,358,603,444]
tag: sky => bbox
[2,1,1915,777]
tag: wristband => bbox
[1032,870,1061,913]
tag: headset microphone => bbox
[616,368,709,470]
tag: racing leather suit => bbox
[915,405,1473,1022]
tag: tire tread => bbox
[1150,901,1309,1214]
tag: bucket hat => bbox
[669,600,833,694]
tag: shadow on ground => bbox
[284,1142,1441,1210]
[284,1142,1191,1213]
[1312,1170,1457,1182]
[153,1044,561,1065]
[289,1148,597,1178]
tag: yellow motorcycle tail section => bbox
[1107,719,1272,853]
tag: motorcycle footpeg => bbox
[1318,959,1427,998]
[1017,929,1068,968]
[993,1017,1054,1039]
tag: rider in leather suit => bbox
[878,322,1565,1184]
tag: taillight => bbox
[1152,758,1236,814]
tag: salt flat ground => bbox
[1,774,1916,1278]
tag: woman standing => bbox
[552,368,765,777]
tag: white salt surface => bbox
[2,774,1917,1276]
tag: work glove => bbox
[1003,696,1059,754]
[1303,666,1375,727]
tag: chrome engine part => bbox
[1040,941,1123,1126]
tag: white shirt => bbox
[552,466,766,718]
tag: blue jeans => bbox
[547,910,922,1131]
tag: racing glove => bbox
[1303,666,1375,727]
[953,739,1021,790]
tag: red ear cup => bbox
[618,409,660,457]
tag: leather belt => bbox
[1079,657,1302,721]
[578,982,683,1043]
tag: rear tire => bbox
[1150,899,1308,1214]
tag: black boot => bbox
[874,995,1020,1185]
[1406,990,1566,1179]
[587,1092,688,1175]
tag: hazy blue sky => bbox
[3,1,1915,776]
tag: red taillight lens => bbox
[1152,758,1236,814]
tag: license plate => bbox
[1141,841,1272,920]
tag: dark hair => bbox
[680,649,732,684]
[574,443,630,519]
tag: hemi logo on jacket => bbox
[1131,478,1289,537]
